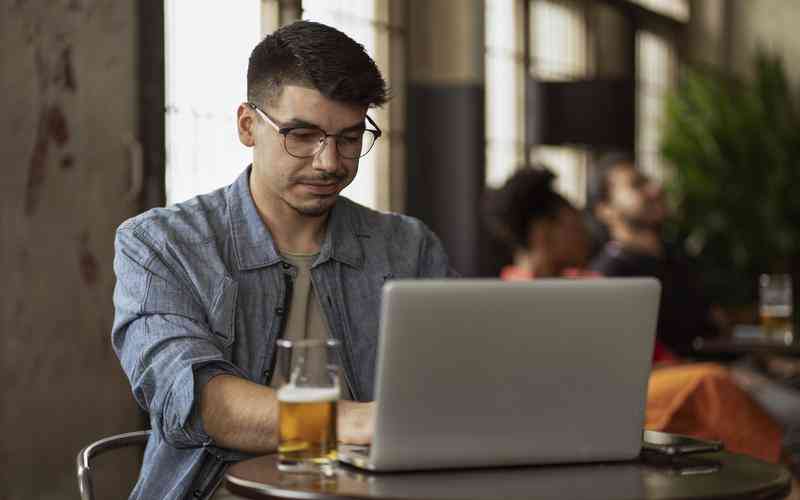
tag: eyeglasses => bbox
[246,102,382,160]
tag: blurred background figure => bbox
[483,163,785,465]
[483,165,593,280]
[587,153,726,356]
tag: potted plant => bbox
[660,51,800,325]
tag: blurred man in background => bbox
[587,153,725,356]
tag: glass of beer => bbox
[759,274,794,344]
[275,338,340,474]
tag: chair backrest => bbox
[76,430,150,500]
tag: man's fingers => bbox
[338,401,375,444]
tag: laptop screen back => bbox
[369,278,660,471]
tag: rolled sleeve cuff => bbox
[161,359,254,462]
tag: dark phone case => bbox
[641,430,723,456]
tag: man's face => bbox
[241,85,367,218]
[604,164,667,230]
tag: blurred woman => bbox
[482,165,783,463]
[484,167,591,280]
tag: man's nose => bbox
[313,136,341,173]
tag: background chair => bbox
[76,430,150,500]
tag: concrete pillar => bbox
[405,0,486,276]
[688,0,729,68]
[1,1,144,498]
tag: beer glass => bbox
[759,274,794,344]
[275,338,340,474]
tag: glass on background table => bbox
[760,274,795,346]
[691,273,796,360]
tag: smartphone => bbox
[641,452,722,476]
[641,430,723,456]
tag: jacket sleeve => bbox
[111,224,250,457]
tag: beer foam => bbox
[277,386,340,403]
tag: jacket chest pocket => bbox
[209,275,238,351]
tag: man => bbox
[112,21,451,499]
[587,154,722,355]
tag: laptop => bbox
[338,278,661,471]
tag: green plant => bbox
[660,51,800,309]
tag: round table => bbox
[692,337,800,358]
[225,451,791,500]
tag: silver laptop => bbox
[338,278,660,471]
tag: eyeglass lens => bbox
[284,128,377,159]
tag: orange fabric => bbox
[646,363,783,463]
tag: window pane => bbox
[165,0,261,205]
[636,30,677,183]
[485,0,525,188]
[528,0,588,205]
[530,0,587,81]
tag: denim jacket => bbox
[111,167,451,499]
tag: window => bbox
[485,0,526,189]
[631,0,689,22]
[636,29,678,183]
[484,0,590,203]
[530,0,588,80]
[484,0,683,201]
[528,0,589,206]
[164,1,262,205]
[302,0,405,211]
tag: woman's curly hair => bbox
[483,165,571,250]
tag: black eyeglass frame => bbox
[246,102,382,160]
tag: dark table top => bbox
[691,337,800,360]
[225,451,791,500]
[691,326,800,358]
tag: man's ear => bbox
[595,202,614,225]
[237,104,256,147]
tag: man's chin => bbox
[289,196,338,217]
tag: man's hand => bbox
[338,400,375,445]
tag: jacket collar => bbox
[316,197,365,270]
[227,166,364,271]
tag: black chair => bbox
[76,430,150,500]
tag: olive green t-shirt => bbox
[271,252,352,400]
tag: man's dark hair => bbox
[586,152,635,211]
[247,20,388,108]
[483,165,572,251]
